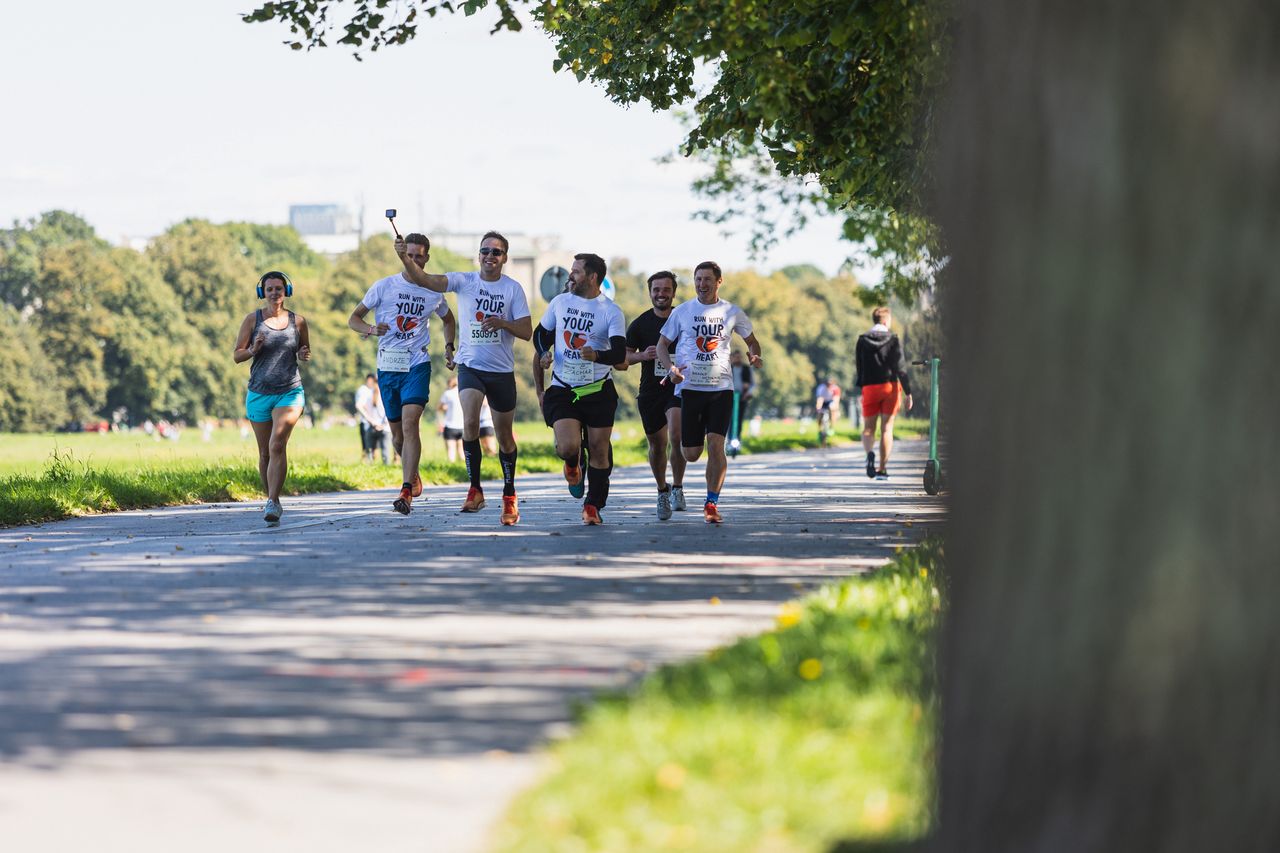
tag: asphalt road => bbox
[0,441,945,852]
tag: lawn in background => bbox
[491,540,944,853]
[0,417,928,526]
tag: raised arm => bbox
[394,236,449,292]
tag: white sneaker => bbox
[263,499,282,524]
[656,489,673,520]
[671,486,687,512]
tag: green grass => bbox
[0,417,929,527]
[490,540,944,853]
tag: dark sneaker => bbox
[876,470,890,481]
[866,451,876,479]
[393,487,413,515]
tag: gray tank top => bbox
[248,310,302,394]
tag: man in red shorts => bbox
[855,307,913,480]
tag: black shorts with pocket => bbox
[542,380,619,430]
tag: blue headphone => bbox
[257,271,294,299]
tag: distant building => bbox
[289,204,355,236]
[290,204,361,256]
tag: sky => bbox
[0,0,863,279]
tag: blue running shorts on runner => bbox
[378,362,432,423]
[245,387,306,423]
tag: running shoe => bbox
[703,501,723,524]
[263,499,282,524]
[582,504,602,525]
[564,459,585,499]
[656,489,673,521]
[410,472,423,497]
[672,485,687,511]
[501,494,520,526]
[876,470,890,481]
[865,451,877,479]
[392,487,412,515]
[460,486,486,513]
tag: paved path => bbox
[0,442,945,852]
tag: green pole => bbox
[928,357,940,462]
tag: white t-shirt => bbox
[445,271,531,373]
[361,274,450,369]
[354,384,375,425]
[539,292,627,388]
[660,298,754,392]
[439,387,464,430]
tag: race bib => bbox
[469,318,502,347]
[690,359,724,386]
[560,356,594,386]
[377,348,411,373]
[653,359,669,380]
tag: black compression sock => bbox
[463,439,482,488]
[586,465,611,509]
[499,449,517,497]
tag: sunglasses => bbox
[478,247,505,257]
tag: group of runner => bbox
[235,231,763,526]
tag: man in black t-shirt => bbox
[625,271,687,520]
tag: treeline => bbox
[0,210,940,433]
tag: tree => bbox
[242,0,949,302]
[0,210,107,310]
[932,1,1280,851]
[0,304,64,432]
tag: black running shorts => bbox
[680,389,734,447]
[636,387,680,436]
[457,364,517,413]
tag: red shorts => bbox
[861,382,901,418]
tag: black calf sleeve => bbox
[463,439,482,488]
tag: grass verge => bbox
[490,540,944,853]
[0,418,929,527]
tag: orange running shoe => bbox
[582,505,602,525]
[703,501,723,524]
[501,494,520,526]
[460,486,486,513]
[410,472,423,497]
[393,486,413,515]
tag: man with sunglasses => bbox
[395,232,532,525]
